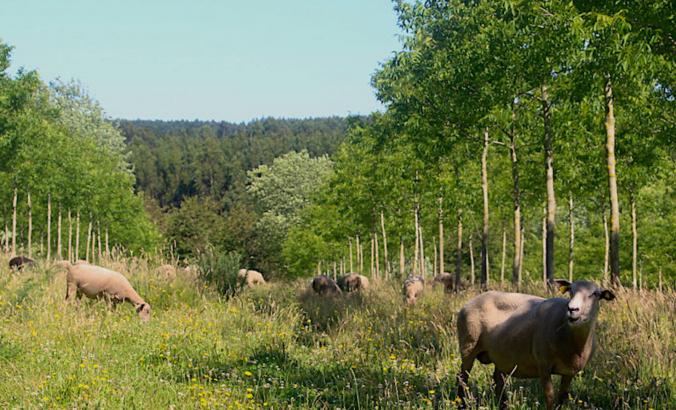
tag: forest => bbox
[0,0,674,407]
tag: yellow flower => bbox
[389,354,397,360]
[428,390,436,395]
[246,393,253,399]
[244,371,253,377]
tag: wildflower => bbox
[244,371,253,377]
[428,390,436,395]
[389,354,397,360]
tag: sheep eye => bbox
[592,290,600,298]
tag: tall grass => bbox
[0,254,672,408]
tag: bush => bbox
[196,248,241,296]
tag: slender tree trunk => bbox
[333,261,337,281]
[500,229,506,285]
[47,194,51,261]
[91,229,96,264]
[631,196,637,290]
[370,235,375,278]
[542,206,547,289]
[76,211,80,261]
[57,208,62,260]
[438,197,444,276]
[349,238,353,273]
[27,193,32,258]
[3,222,8,254]
[105,226,109,257]
[414,206,420,276]
[542,85,556,287]
[481,129,490,288]
[399,238,405,278]
[68,211,73,262]
[375,233,380,279]
[380,211,389,279]
[469,236,475,285]
[317,262,321,277]
[455,211,463,289]
[603,209,609,284]
[518,228,524,287]
[97,223,102,261]
[433,237,438,278]
[510,133,523,284]
[568,193,575,282]
[86,218,92,262]
[11,188,17,257]
[605,78,621,286]
[658,268,663,292]
[419,221,426,277]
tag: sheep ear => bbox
[135,303,145,313]
[554,279,572,294]
[599,289,615,301]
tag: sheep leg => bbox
[65,281,77,302]
[539,373,554,410]
[492,368,508,409]
[456,357,474,407]
[557,375,573,405]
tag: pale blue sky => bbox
[1,0,401,121]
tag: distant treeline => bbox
[118,117,352,208]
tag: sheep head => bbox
[555,279,615,327]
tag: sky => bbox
[1,0,402,122]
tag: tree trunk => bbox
[568,193,574,282]
[97,223,102,261]
[542,85,556,287]
[375,233,380,279]
[333,261,337,281]
[3,222,8,254]
[86,219,92,262]
[414,206,420,276]
[603,209,609,284]
[47,194,51,261]
[658,268,663,292]
[356,235,362,274]
[27,193,32,258]
[631,196,637,290]
[380,211,389,279]
[500,229,506,284]
[510,133,523,284]
[518,228,524,287]
[433,237,438,278]
[11,188,17,257]
[419,220,426,277]
[438,197,444,276]
[105,226,109,257]
[481,129,490,288]
[542,207,547,289]
[317,262,321,277]
[76,211,81,261]
[68,211,73,262]
[605,77,621,286]
[57,208,62,259]
[349,238,353,273]
[455,211,463,289]
[370,235,375,278]
[91,228,96,264]
[399,238,405,278]
[469,236,475,285]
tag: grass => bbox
[0,255,673,409]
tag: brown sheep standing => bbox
[56,261,151,323]
[237,269,266,288]
[9,256,36,271]
[432,272,454,292]
[456,279,615,409]
[311,275,342,296]
[337,272,369,293]
[403,275,425,305]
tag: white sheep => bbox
[403,275,425,305]
[456,279,615,409]
[56,261,151,323]
[237,269,266,288]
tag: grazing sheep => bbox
[456,279,615,409]
[432,272,454,292]
[9,255,35,271]
[337,272,370,293]
[237,269,266,288]
[311,275,342,296]
[403,275,425,305]
[156,264,177,280]
[56,261,151,323]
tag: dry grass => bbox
[0,255,673,408]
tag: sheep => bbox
[9,255,35,271]
[56,260,151,323]
[311,275,342,296]
[403,275,425,305]
[337,272,370,293]
[156,264,177,280]
[432,272,454,292]
[237,269,266,288]
[456,279,615,409]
